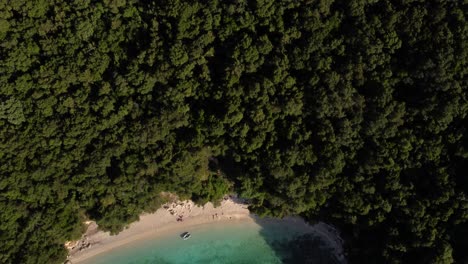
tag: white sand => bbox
[67,197,250,264]
[66,196,346,264]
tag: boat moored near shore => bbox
[180,232,191,240]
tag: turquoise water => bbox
[83,218,340,264]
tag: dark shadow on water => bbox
[253,216,344,264]
[217,158,345,263]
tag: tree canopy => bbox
[0,0,466,263]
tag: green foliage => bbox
[0,0,466,263]
[0,98,25,125]
[192,174,232,207]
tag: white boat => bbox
[180,232,191,240]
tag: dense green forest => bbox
[0,0,467,263]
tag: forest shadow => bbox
[253,216,345,264]
[217,156,346,264]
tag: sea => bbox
[81,217,345,264]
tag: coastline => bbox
[67,197,251,264]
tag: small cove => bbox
[81,216,345,264]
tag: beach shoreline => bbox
[67,197,251,264]
[67,196,347,264]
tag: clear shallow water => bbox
[83,218,341,264]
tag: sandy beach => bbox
[66,196,251,264]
